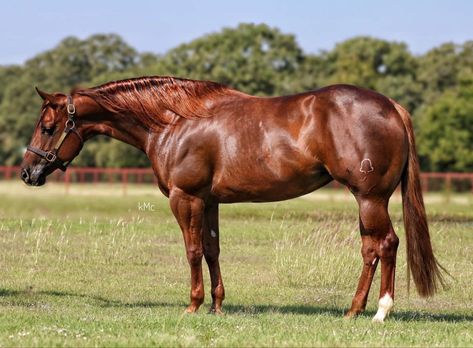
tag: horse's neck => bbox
[78,95,151,153]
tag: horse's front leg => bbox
[169,188,205,313]
[203,202,225,314]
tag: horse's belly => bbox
[211,165,332,203]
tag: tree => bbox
[416,83,473,172]
[323,37,416,85]
[416,42,473,104]
[146,23,306,95]
[0,65,22,101]
[322,37,421,110]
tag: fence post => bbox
[93,170,99,184]
[64,169,71,195]
[122,169,128,196]
[444,173,452,203]
[421,173,428,193]
[5,166,12,180]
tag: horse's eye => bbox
[41,126,55,136]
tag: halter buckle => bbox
[45,151,57,162]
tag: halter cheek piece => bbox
[27,95,83,171]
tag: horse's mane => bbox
[76,76,241,128]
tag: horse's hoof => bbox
[185,305,199,314]
[372,315,385,323]
[372,310,390,323]
[344,309,361,319]
[209,307,224,315]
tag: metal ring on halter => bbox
[65,119,75,129]
[67,103,76,115]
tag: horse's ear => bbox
[35,87,57,104]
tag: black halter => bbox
[27,95,83,171]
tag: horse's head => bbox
[21,88,84,186]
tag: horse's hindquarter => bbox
[312,85,409,196]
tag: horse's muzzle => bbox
[20,167,46,186]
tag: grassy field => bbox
[0,182,472,347]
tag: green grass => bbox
[0,182,472,347]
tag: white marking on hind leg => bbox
[210,229,217,238]
[372,293,393,323]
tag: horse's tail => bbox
[391,99,445,297]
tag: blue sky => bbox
[1,0,472,65]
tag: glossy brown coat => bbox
[21,77,443,320]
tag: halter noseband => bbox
[27,95,83,171]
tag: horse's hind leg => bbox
[345,227,379,318]
[203,202,225,314]
[347,197,399,322]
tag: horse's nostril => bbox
[21,168,30,182]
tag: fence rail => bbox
[1,166,472,193]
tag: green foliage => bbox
[323,37,416,86]
[0,26,472,171]
[417,83,473,172]
[416,42,473,103]
[146,23,306,95]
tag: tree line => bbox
[1,23,472,172]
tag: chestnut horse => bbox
[20,76,443,322]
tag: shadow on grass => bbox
[1,288,472,323]
[224,304,473,323]
[0,288,186,309]
[355,309,473,323]
[223,303,344,317]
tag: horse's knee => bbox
[187,247,203,266]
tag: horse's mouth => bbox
[32,175,47,186]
